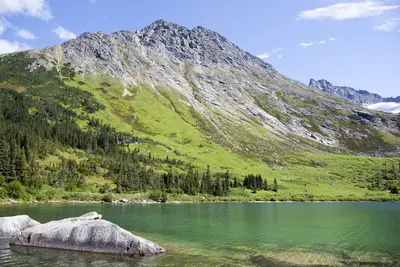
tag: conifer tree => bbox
[273,178,278,192]
[224,170,230,193]
[233,177,238,188]
[263,179,268,190]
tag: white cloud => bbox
[373,17,400,32]
[329,37,336,41]
[277,55,283,58]
[257,48,283,59]
[0,17,10,35]
[89,0,96,3]
[16,28,36,40]
[297,1,399,20]
[256,53,270,59]
[0,0,52,20]
[319,40,326,44]
[367,102,400,114]
[300,42,314,47]
[52,26,76,41]
[0,39,31,54]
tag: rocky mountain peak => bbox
[309,78,383,106]
[135,19,274,72]
[309,79,333,91]
[139,19,189,39]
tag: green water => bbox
[0,202,399,266]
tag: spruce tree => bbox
[233,177,238,188]
[273,178,278,192]
[214,176,222,196]
[263,179,268,190]
[205,165,211,194]
[224,170,230,194]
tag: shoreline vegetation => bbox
[1,189,400,205]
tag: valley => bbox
[0,20,399,203]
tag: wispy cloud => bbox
[277,55,283,58]
[0,0,52,20]
[297,1,399,20]
[0,17,10,35]
[88,0,96,4]
[16,28,37,40]
[373,17,400,32]
[300,42,314,47]
[52,26,76,41]
[0,39,31,54]
[256,53,270,59]
[257,48,283,59]
[319,40,326,44]
[329,37,336,41]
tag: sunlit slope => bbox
[0,47,399,201]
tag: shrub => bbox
[149,190,168,203]
[99,183,111,194]
[0,173,5,187]
[6,181,25,199]
[101,193,113,203]
[100,82,111,87]
[35,191,49,201]
[0,187,7,199]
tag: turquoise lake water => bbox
[0,202,399,266]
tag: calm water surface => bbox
[0,202,399,266]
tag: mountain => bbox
[309,78,400,106]
[0,20,399,202]
[27,20,399,151]
[308,79,383,105]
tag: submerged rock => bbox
[0,215,40,239]
[7,212,165,257]
[252,252,345,266]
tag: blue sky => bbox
[0,0,399,97]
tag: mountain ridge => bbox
[309,78,400,106]
[17,19,400,154]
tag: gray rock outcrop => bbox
[3,212,165,257]
[0,215,40,239]
[309,78,399,106]
[309,79,383,106]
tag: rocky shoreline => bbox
[1,198,399,205]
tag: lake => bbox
[0,202,399,266]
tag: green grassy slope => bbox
[0,52,399,202]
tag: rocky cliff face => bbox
[309,78,399,106]
[21,20,400,154]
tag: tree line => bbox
[0,86,277,200]
[368,162,400,194]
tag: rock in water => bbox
[0,215,41,239]
[10,212,166,257]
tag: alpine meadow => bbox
[0,20,399,204]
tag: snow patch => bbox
[367,102,400,114]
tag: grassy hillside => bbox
[0,52,399,203]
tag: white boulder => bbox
[10,212,165,257]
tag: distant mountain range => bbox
[309,79,400,114]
